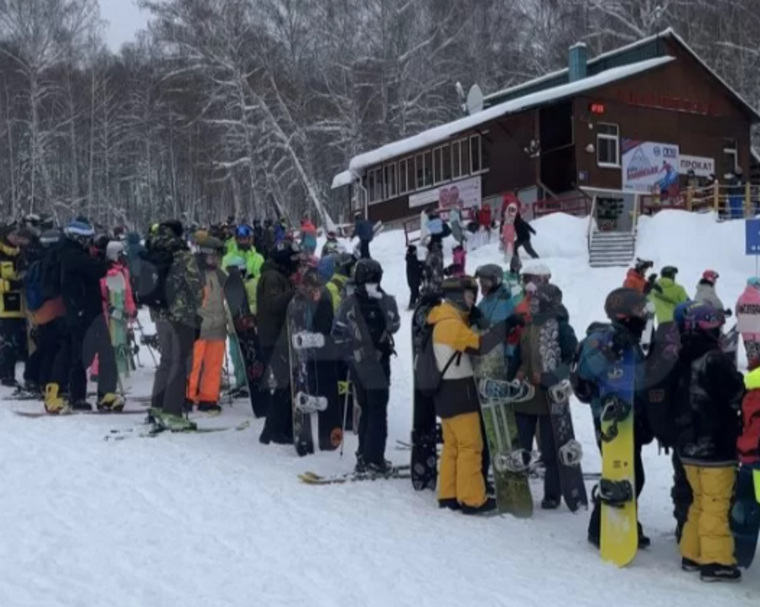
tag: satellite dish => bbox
[466,84,484,115]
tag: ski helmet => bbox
[353,258,383,286]
[634,258,653,274]
[661,266,678,279]
[106,240,125,262]
[673,300,694,330]
[534,283,563,315]
[39,228,62,248]
[236,224,253,239]
[442,275,478,310]
[474,264,503,294]
[604,288,648,323]
[749,277,760,289]
[702,270,719,284]
[681,302,725,336]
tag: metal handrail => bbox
[587,194,598,253]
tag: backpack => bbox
[135,247,173,309]
[643,321,683,448]
[414,314,460,399]
[569,322,611,404]
[24,260,45,312]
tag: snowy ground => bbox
[2,210,760,606]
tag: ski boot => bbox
[700,563,741,583]
[44,383,70,415]
[598,395,632,443]
[461,497,497,516]
[198,401,222,414]
[151,410,197,432]
[97,393,125,412]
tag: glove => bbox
[724,309,733,318]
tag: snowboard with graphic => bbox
[410,296,440,491]
[598,347,637,567]
[472,345,532,518]
[501,203,517,263]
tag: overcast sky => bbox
[99,0,150,52]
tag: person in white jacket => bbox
[694,270,727,312]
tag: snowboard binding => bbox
[594,479,634,508]
[291,331,326,350]
[478,378,536,402]
[494,450,531,474]
[599,396,632,443]
[294,392,329,414]
[548,379,574,404]
[558,440,583,467]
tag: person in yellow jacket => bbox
[429,276,516,515]
[650,265,689,324]
[325,253,356,312]
[0,225,34,387]
[224,225,264,278]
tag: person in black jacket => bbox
[515,212,539,259]
[405,245,422,310]
[257,240,299,444]
[50,219,120,412]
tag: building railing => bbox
[533,193,591,218]
[639,183,760,220]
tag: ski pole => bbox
[339,370,351,458]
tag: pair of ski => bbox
[299,465,411,485]
[105,417,252,440]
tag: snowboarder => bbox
[145,220,204,430]
[187,235,229,413]
[514,211,539,259]
[428,275,516,514]
[353,211,374,259]
[514,283,577,509]
[623,258,656,295]
[574,288,653,548]
[405,245,423,310]
[693,270,727,312]
[650,266,689,324]
[673,302,743,582]
[332,258,400,473]
[736,277,760,370]
[257,239,300,444]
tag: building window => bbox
[723,139,738,175]
[423,150,433,187]
[398,158,410,194]
[597,123,619,167]
[384,163,397,199]
[416,153,425,190]
[470,135,482,173]
[433,147,443,184]
[451,140,462,179]
[460,139,470,177]
[442,144,451,181]
[367,167,383,202]
[367,171,377,203]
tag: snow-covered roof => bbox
[331,170,355,189]
[485,28,760,121]
[336,56,673,183]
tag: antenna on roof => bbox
[466,84,484,115]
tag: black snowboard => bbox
[410,295,441,491]
[731,463,760,568]
[224,267,265,417]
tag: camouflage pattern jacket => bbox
[148,233,203,328]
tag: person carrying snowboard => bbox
[623,258,656,295]
[574,288,653,548]
[332,258,400,474]
[428,276,517,514]
[737,277,760,370]
[650,266,689,324]
[672,302,744,582]
[514,283,577,509]
[405,245,423,310]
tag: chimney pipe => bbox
[569,43,588,82]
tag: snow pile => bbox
[3,211,760,606]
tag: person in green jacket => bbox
[224,225,264,278]
[650,265,689,324]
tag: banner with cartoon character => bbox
[621,140,680,198]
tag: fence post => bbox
[713,182,719,213]
[746,182,753,218]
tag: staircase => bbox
[589,231,636,268]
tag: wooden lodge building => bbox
[332,29,760,231]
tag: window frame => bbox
[723,139,738,174]
[384,162,398,199]
[596,123,620,168]
[470,134,482,174]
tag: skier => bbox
[672,302,743,582]
[50,219,121,413]
[693,270,727,313]
[514,211,539,259]
[428,275,516,514]
[224,225,264,279]
[736,277,760,370]
[0,223,33,388]
[353,211,374,259]
[145,220,204,430]
[650,266,689,324]
[187,236,229,413]
[405,245,423,310]
[623,258,656,295]
[514,284,577,509]
[333,258,400,473]
[574,288,653,548]
[257,239,300,444]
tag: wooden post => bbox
[713,181,719,213]
[746,181,753,218]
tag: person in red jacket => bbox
[478,204,492,242]
[623,258,656,295]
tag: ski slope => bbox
[2,210,760,607]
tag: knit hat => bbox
[64,219,95,238]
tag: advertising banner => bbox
[621,139,680,196]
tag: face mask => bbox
[365,283,382,299]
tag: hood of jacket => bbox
[427,300,468,326]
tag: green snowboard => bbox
[472,347,533,518]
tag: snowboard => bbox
[598,347,638,567]
[105,271,131,379]
[736,301,760,369]
[721,325,739,367]
[535,315,588,512]
[286,295,342,456]
[731,463,760,568]
[224,267,266,417]
[410,297,440,491]
[14,407,148,418]
[472,345,533,518]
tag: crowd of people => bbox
[3,202,759,584]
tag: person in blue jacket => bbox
[353,211,374,259]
